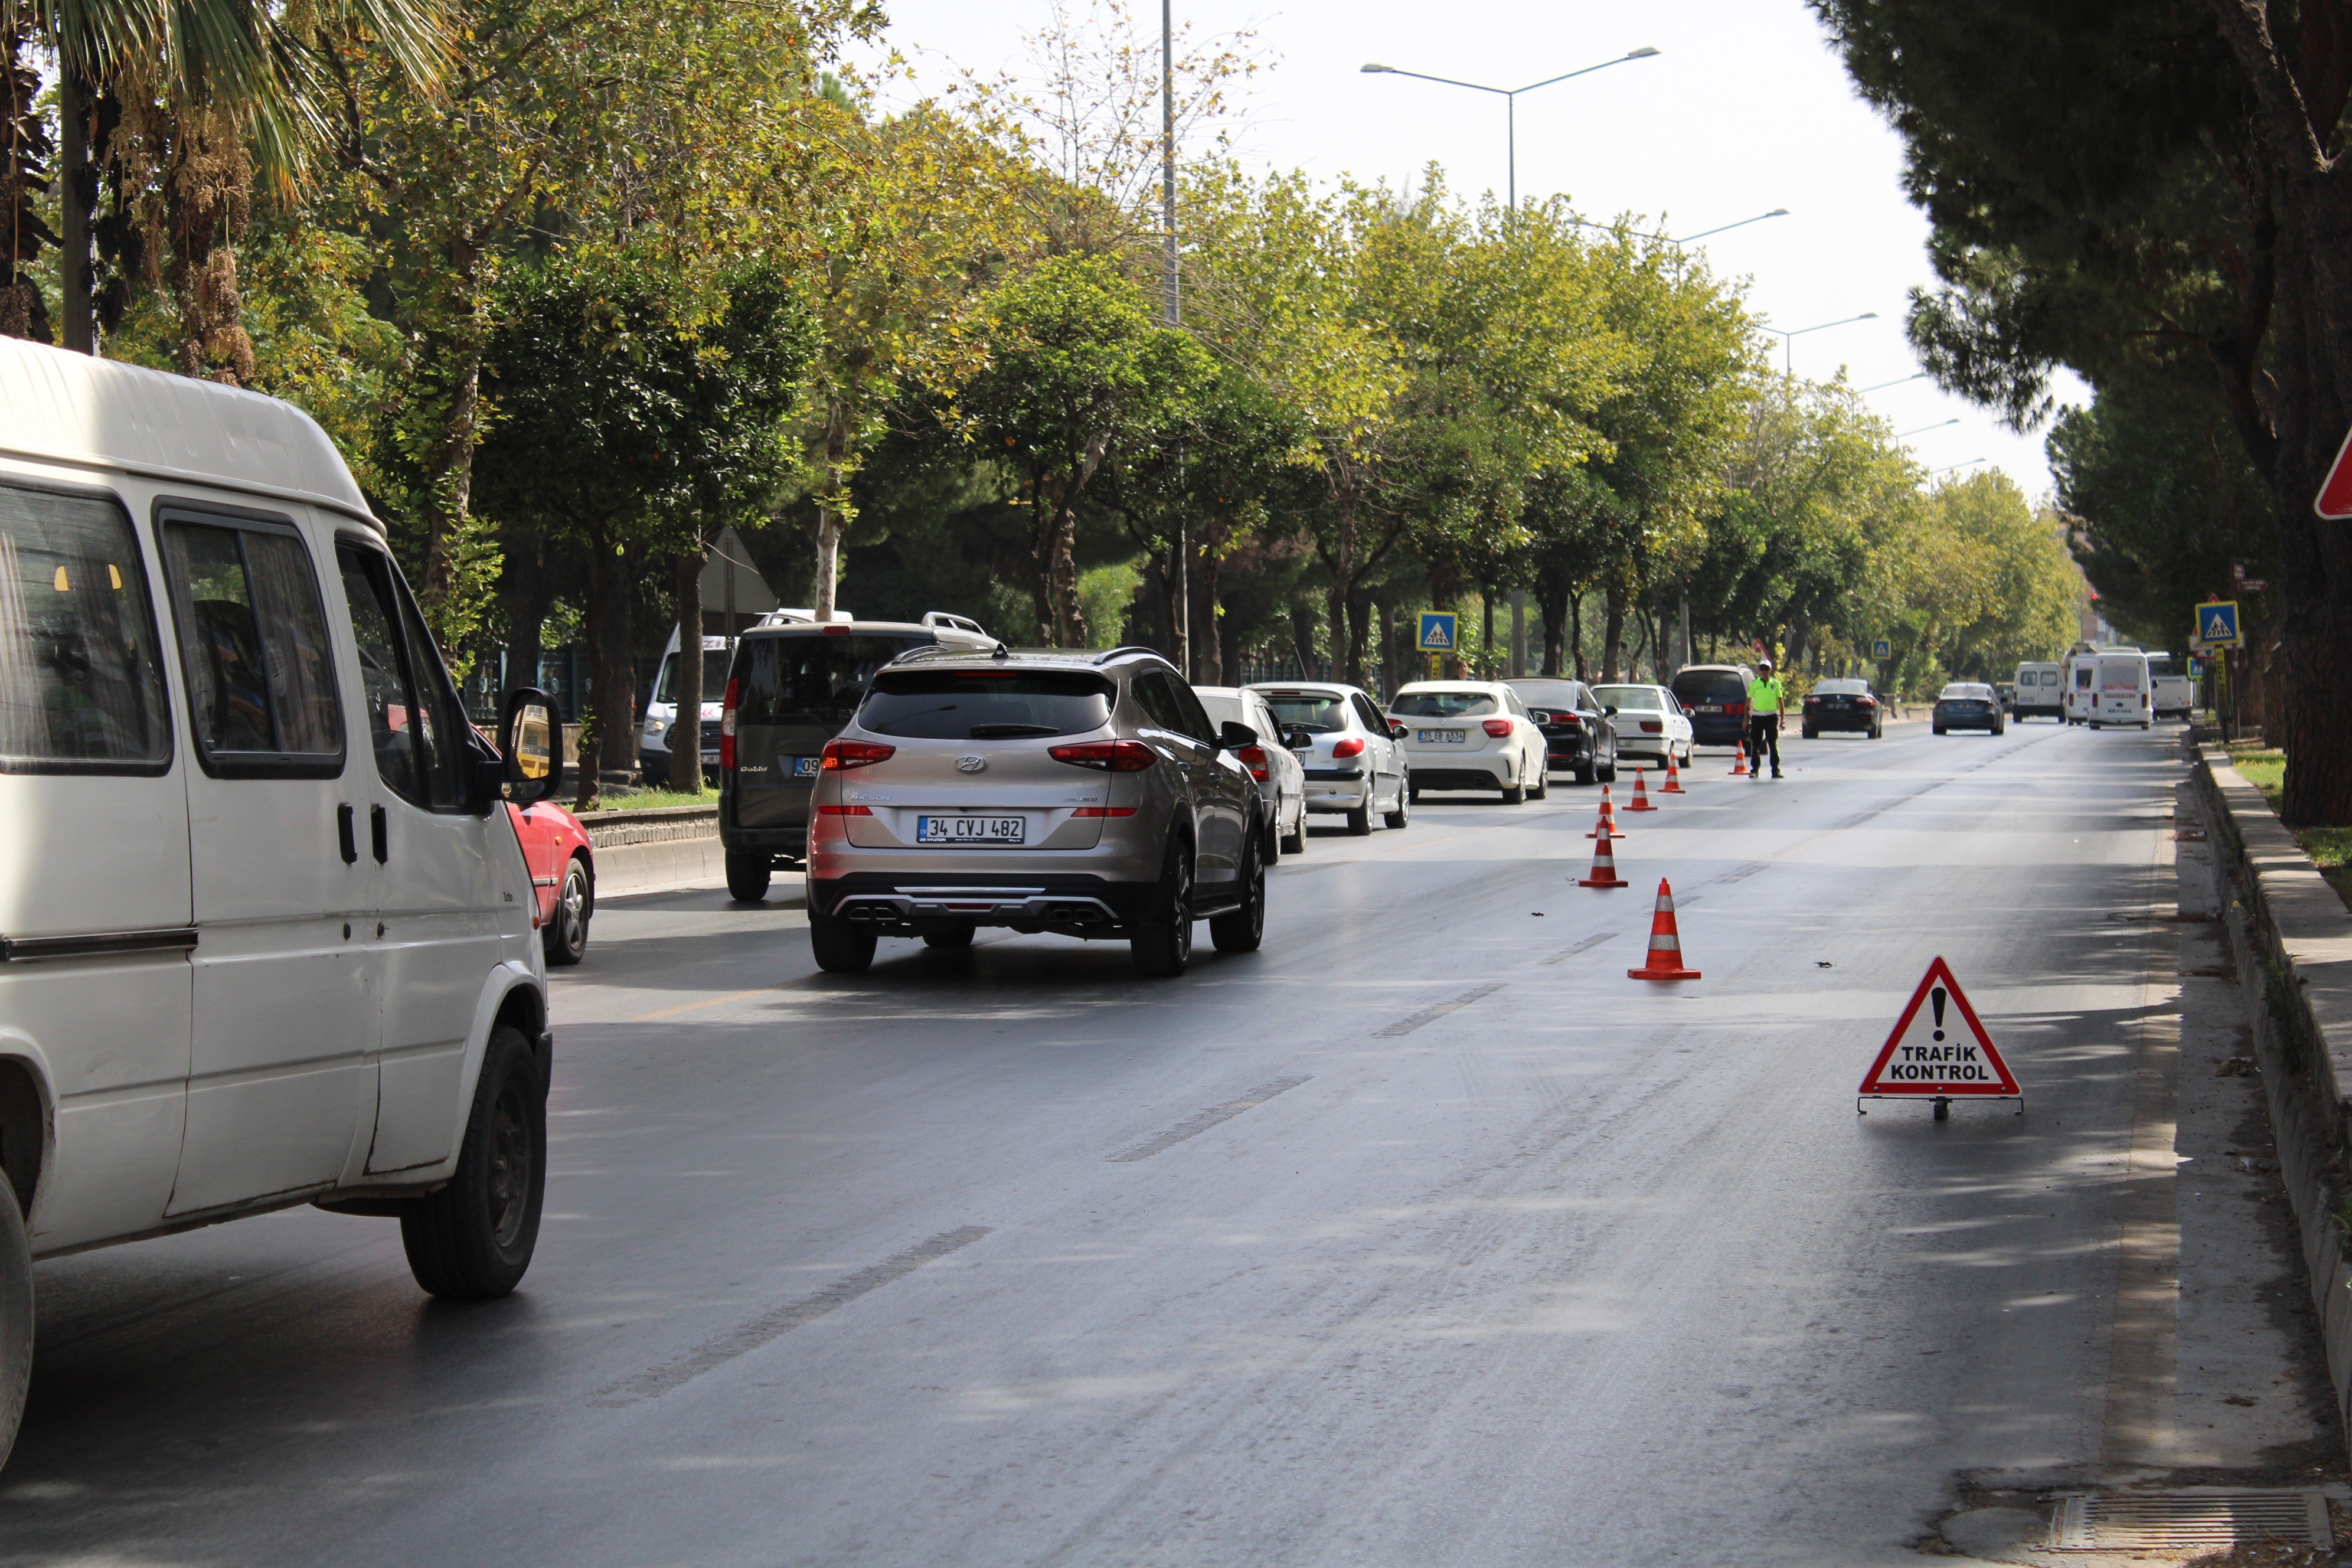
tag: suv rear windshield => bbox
[1671,669,1747,703]
[1391,691,1497,717]
[733,633,927,728]
[1259,692,1347,732]
[860,669,1113,739]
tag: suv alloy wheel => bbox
[1131,835,1195,977]
[1210,831,1266,953]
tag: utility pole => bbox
[1163,0,1188,680]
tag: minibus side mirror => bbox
[498,687,564,807]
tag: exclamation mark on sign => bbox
[1931,986,1948,1043]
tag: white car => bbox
[1195,686,1309,858]
[1391,681,1550,803]
[0,335,566,1472]
[1247,681,1409,835]
[1590,682,1694,769]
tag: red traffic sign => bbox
[2318,422,2352,518]
[1858,958,2019,1100]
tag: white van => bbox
[2145,652,2195,721]
[2086,649,2153,728]
[0,337,566,1468]
[2013,661,2062,720]
[639,627,734,779]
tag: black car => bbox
[1504,678,1618,785]
[1931,682,2005,735]
[717,614,996,900]
[1801,677,1884,739]
[1668,665,1753,747]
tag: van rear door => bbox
[731,632,926,833]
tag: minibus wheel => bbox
[401,1027,545,1299]
[0,1185,28,1473]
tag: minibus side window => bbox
[336,541,470,809]
[0,481,171,773]
[159,514,343,777]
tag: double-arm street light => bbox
[1935,458,1988,475]
[1361,47,1661,214]
[1860,371,1929,394]
[1756,312,1877,375]
[1569,209,1789,245]
[1895,419,1959,440]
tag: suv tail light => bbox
[1331,736,1366,759]
[1481,718,1513,739]
[720,678,739,770]
[1726,701,1750,717]
[821,738,895,770]
[1236,744,1269,782]
[1049,739,1156,772]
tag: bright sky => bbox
[857,0,2082,501]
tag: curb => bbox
[2194,740,2352,1466]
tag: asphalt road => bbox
[4,719,2193,1566]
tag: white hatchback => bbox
[1590,683,1694,768]
[1391,682,1550,803]
[1247,681,1410,835]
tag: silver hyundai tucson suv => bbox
[803,645,1269,977]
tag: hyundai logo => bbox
[955,755,987,773]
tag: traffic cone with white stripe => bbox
[1628,879,1701,980]
[1660,752,1686,794]
[1578,825,1628,888]
[1625,769,1657,812]
[1586,785,1623,839]
[1730,743,1750,777]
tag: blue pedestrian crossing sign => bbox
[2197,600,2242,648]
[1871,638,1892,660]
[1417,612,1458,652]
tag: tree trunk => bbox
[58,64,89,352]
[1,17,55,344]
[501,531,550,700]
[581,537,641,790]
[1537,579,1567,677]
[1481,590,1497,681]
[1602,581,1627,682]
[813,399,850,622]
[1570,592,1587,680]
[1345,591,1373,688]
[669,545,705,793]
[1193,535,1221,684]
[1290,598,1320,677]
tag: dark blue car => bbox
[1668,665,1752,747]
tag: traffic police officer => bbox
[1749,658,1785,779]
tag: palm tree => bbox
[3,0,449,360]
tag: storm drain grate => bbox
[2047,1489,2330,1551]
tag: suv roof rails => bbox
[1092,645,1171,667]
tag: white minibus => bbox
[2012,661,2063,720]
[0,336,564,1469]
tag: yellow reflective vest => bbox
[1749,675,1785,716]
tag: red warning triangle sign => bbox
[1857,957,2020,1097]
[2317,422,2352,520]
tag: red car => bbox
[507,800,595,965]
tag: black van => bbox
[1667,665,1753,748]
[717,614,993,900]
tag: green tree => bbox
[950,253,1214,645]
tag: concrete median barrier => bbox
[580,803,726,896]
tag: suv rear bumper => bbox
[811,871,1228,936]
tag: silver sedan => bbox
[1195,687,1309,858]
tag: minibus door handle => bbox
[370,803,388,864]
[337,803,358,864]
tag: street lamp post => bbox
[1894,419,1959,440]
[1361,47,1661,216]
[1934,458,1987,475]
[1756,312,1878,375]
[1566,210,1789,245]
[1860,371,1928,394]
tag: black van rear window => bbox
[1671,669,1748,703]
[860,669,1113,739]
[733,634,927,727]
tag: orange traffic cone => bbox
[1586,785,1623,839]
[1660,752,1686,794]
[1579,827,1628,888]
[1628,879,1701,980]
[1730,744,1750,778]
[1624,769,1657,812]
